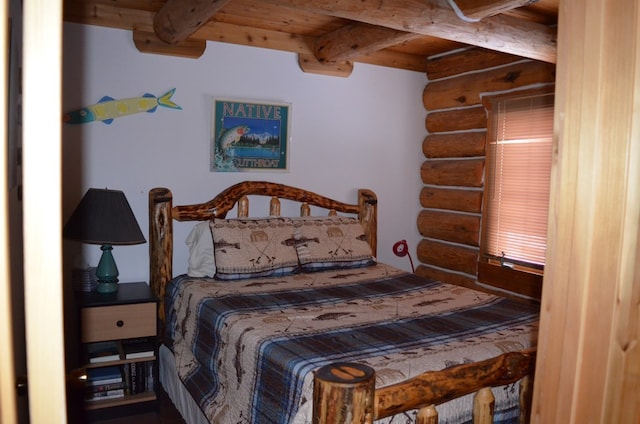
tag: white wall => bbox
[62,23,426,282]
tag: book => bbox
[87,341,122,363]
[121,339,154,360]
[86,388,125,399]
[130,362,138,394]
[86,366,123,386]
[90,381,125,393]
[145,361,154,392]
[86,388,125,401]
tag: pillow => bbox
[291,216,376,272]
[209,217,299,280]
[185,221,216,278]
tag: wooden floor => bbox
[71,386,186,424]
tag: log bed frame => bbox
[148,180,536,424]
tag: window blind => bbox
[485,93,554,268]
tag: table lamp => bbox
[63,188,146,294]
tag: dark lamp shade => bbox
[63,188,146,245]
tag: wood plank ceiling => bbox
[63,0,558,77]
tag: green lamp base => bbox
[95,244,120,294]
[95,281,118,294]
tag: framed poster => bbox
[211,98,290,172]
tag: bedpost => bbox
[473,387,495,424]
[358,189,377,258]
[149,187,174,330]
[313,362,375,424]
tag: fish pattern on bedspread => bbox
[164,263,539,424]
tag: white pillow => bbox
[185,221,216,277]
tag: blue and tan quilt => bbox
[164,263,539,424]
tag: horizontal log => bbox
[298,53,354,77]
[153,0,232,44]
[426,47,523,80]
[420,186,483,213]
[422,132,486,159]
[417,239,478,275]
[423,61,556,110]
[314,22,421,62]
[425,106,487,132]
[63,2,427,72]
[133,30,206,59]
[421,159,484,187]
[417,210,480,246]
[375,349,537,419]
[263,0,557,63]
[415,264,478,289]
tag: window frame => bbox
[478,87,555,299]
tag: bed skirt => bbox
[159,344,208,424]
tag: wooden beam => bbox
[315,22,422,63]
[153,0,233,44]
[63,1,428,72]
[133,30,206,59]
[448,0,540,21]
[263,0,557,63]
[297,53,353,77]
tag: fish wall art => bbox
[63,88,182,125]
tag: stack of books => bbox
[121,339,156,394]
[72,267,97,292]
[121,338,154,360]
[84,338,156,400]
[123,361,155,395]
[85,366,125,402]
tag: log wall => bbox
[416,47,555,295]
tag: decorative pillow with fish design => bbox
[209,217,299,280]
[290,216,375,272]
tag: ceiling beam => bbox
[298,53,353,77]
[153,0,233,44]
[63,1,429,73]
[315,22,423,63]
[448,0,540,21]
[263,0,557,63]
[133,30,206,59]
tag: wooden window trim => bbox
[478,86,554,300]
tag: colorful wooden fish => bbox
[63,88,182,124]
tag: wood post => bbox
[416,405,438,424]
[301,202,310,216]
[473,387,495,424]
[238,196,248,217]
[519,375,532,424]
[148,187,174,328]
[313,362,375,424]
[270,196,281,216]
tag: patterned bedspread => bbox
[164,263,539,424]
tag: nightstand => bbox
[77,282,158,420]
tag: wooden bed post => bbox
[149,187,174,328]
[313,362,375,424]
[358,189,377,258]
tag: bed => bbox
[148,181,539,424]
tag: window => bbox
[479,90,554,297]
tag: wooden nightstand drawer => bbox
[81,302,156,343]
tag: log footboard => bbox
[313,349,536,424]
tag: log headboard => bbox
[148,181,378,325]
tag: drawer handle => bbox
[116,320,124,327]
